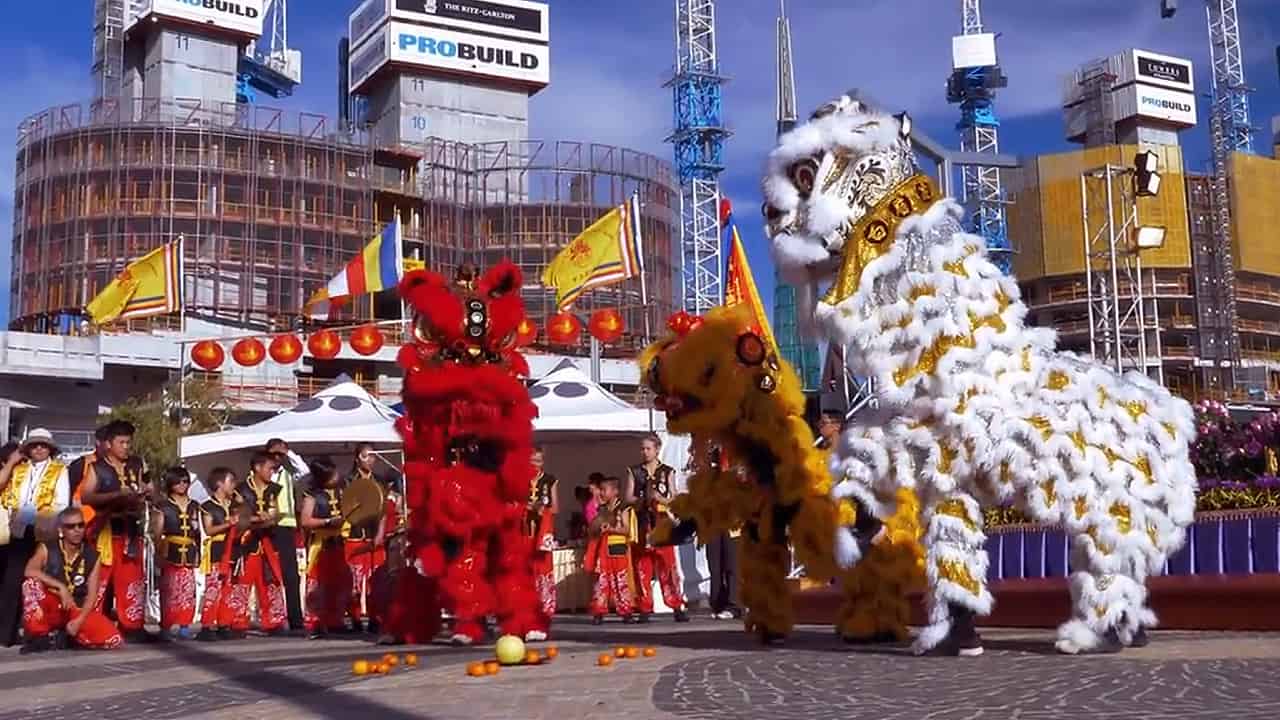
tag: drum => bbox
[342,472,385,530]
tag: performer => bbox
[625,434,689,623]
[66,426,109,509]
[344,443,385,633]
[21,507,122,652]
[196,468,240,641]
[77,420,149,641]
[370,472,407,644]
[1,430,71,647]
[229,451,287,634]
[264,438,305,634]
[153,467,200,639]
[300,458,353,638]
[524,446,558,642]
[587,476,636,624]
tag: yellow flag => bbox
[85,239,183,325]
[723,214,778,352]
[540,194,643,310]
[402,257,425,273]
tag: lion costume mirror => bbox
[761,91,1198,657]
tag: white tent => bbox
[179,377,402,461]
[530,359,665,434]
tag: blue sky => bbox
[3,0,1279,326]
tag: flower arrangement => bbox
[983,401,1280,529]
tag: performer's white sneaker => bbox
[450,633,474,646]
[524,630,548,643]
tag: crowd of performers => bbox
[0,422,413,653]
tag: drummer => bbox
[344,443,386,634]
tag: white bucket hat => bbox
[20,428,60,455]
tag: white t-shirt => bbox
[11,458,70,538]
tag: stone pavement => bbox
[1,617,1278,720]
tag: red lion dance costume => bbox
[394,261,544,645]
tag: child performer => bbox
[230,451,287,635]
[154,467,201,640]
[21,507,122,651]
[196,468,240,641]
[524,446,558,642]
[300,458,352,639]
[586,476,636,625]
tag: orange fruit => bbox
[484,661,500,675]
[643,647,657,657]
[614,646,626,658]
[525,650,541,665]
[624,647,639,659]
[404,653,419,666]
[597,653,613,666]
[383,653,399,666]
[352,659,370,675]
[378,663,391,674]
[467,661,486,677]
[545,646,559,660]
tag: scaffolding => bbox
[10,101,679,356]
[1080,164,1163,384]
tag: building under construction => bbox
[1,0,676,446]
[1009,48,1280,409]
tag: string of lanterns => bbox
[189,308,628,372]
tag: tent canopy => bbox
[180,376,401,458]
[530,359,662,433]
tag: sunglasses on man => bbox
[62,522,86,530]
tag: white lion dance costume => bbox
[760,92,1198,656]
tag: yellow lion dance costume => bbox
[640,305,923,644]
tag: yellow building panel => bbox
[1230,152,1280,276]
[1009,145,1192,282]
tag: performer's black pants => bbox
[271,526,304,630]
[0,534,37,646]
[706,532,738,614]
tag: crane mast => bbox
[947,0,1011,274]
[667,0,729,314]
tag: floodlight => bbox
[1161,1,1178,20]
[1135,226,1167,249]
[1134,150,1162,197]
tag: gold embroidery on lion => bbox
[936,559,980,595]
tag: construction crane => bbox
[946,0,1012,274]
[666,0,729,314]
[772,0,821,392]
[237,0,301,104]
[1161,0,1252,392]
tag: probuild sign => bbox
[128,0,265,38]
[1122,83,1197,127]
[386,20,549,87]
[394,0,548,43]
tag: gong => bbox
[342,473,385,530]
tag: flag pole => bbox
[177,234,187,335]
[634,192,652,343]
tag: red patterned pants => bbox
[99,535,146,631]
[160,565,197,628]
[532,549,556,631]
[344,539,383,621]
[21,578,123,649]
[633,545,684,613]
[200,565,236,630]
[589,547,635,618]
[306,542,353,631]
[230,549,287,632]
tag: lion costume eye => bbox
[789,158,819,195]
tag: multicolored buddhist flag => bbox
[84,238,183,326]
[304,220,403,320]
[721,200,777,352]
[541,193,644,311]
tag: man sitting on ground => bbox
[21,506,123,652]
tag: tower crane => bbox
[1160,0,1253,391]
[237,0,302,104]
[667,0,729,314]
[946,0,1012,274]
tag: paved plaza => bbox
[1,617,1278,720]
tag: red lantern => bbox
[546,312,582,345]
[191,340,224,371]
[667,311,695,337]
[349,324,385,356]
[308,329,342,360]
[231,337,266,367]
[269,334,303,364]
[588,308,625,344]
[515,317,538,347]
